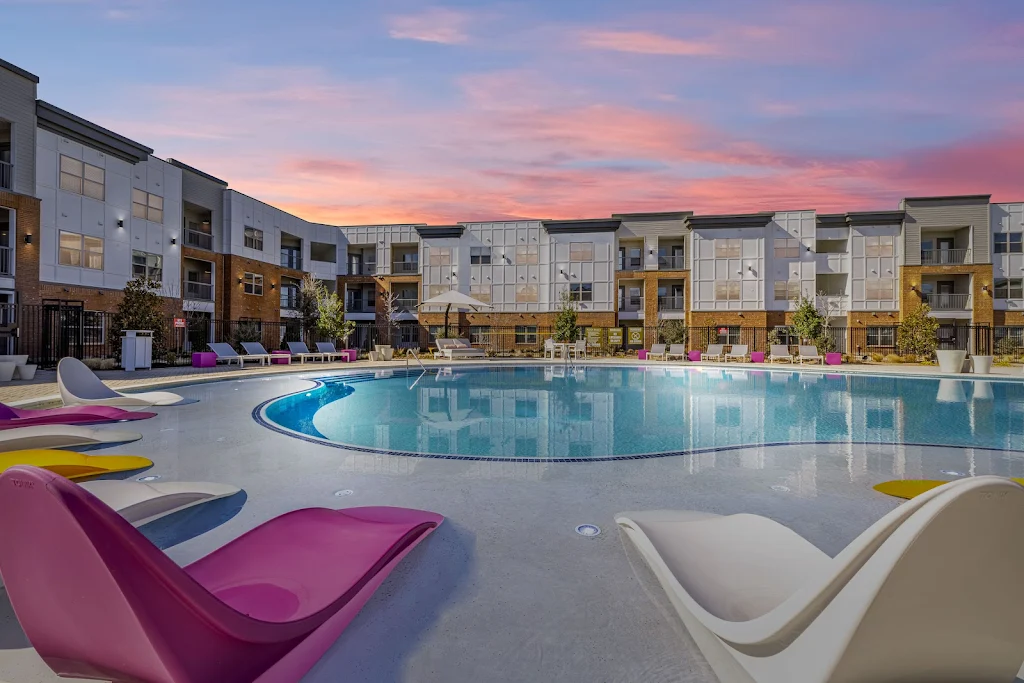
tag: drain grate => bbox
[941,470,965,477]
[575,524,601,537]
[333,489,354,497]
[137,475,161,482]
[771,485,790,492]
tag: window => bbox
[569,283,593,302]
[131,250,163,281]
[58,231,103,270]
[515,325,538,344]
[715,238,741,258]
[515,244,538,264]
[773,326,800,346]
[470,284,491,303]
[865,279,895,300]
[773,280,800,301]
[774,238,800,259]
[516,284,538,302]
[428,247,451,265]
[59,155,104,200]
[470,247,491,264]
[132,189,163,223]
[83,311,105,345]
[469,326,491,344]
[864,235,894,257]
[714,280,741,301]
[995,278,1024,299]
[399,324,418,345]
[995,233,1023,254]
[243,272,263,296]
[570,242,593,261]
[866,327,896,347]
[427,284,450,299]
[717,326,741,345]
[244,226,264,251]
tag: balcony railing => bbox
[280,250,302,270]
[184,280,213,301]
[393,297,419,310]
[658,255,685,270]
[657,295,685,311]
[392,261,419,274]
[921,249,971,265]
[185,229,213,250]
[347,301,375,313]
[0,161,11,191]
[618,257,642,270]
[350,263,377,275]
[0,246,12,276]
[923,293,971,310]
[618,296,644,312]
[280,293,300,310]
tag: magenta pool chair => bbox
[0,401,155,429]
[0,466,444,683]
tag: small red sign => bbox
[717,327,728,334]
[173,317,186,328]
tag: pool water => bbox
[257,366,1024,460]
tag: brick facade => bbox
[3,190,41,304]
[899,264,993,324]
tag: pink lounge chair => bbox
[0,466,444,683]
[0,401,155,429]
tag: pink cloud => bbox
[576,30,723,56]
[387,7,471,44]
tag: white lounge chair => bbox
[449,339,486,358]
[78,479,242,526]
[617,476,1024,683]
[769,345,794,363]
[666,344,687,360]
[648,344,667,361]
[798,345,824,364]
[434,339,456,359]
[316,342,349,362]
[543,339,558,359]
[57,357,185,407]
[239,342,275,366]
[287,341,325,364]
[725,344,749,362]
[703,344,724,361]
[0,425,142,451]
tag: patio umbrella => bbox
[417,289,492,336]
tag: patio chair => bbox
[239,341,275,366]
[666,344,687,360]
[287,341,325,364]
[57,357,186,407]
[78,478,242,527]
[543,338,558,359]
[798,345,824,364]
[616,476,1024,683]
[0,401,155,429]
[648,344,667,361]
[568,339,588,360]
[725,344,749,362]
[703,344,724,361]
[0,425,142,451]
[433,339,455,359]
[316,342,350,362]
[208,342,244,367]
[769,345,794,363]
[0,465,444,683]
[450,338,487,358]
[0,449,152,480]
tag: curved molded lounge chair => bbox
[58,357,185,407]
[0,425,142,451]
[0,401,155,429]
[874,476,1024,499]
[79,479,242,525]
[0,465,444,683]
[616,476,1024,683]
[0,449,152,480]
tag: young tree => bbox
[897,303,940,360]
[298,274,326,346]
[553,289,579,342]
[316,290,356,348]
[112,277,167,361]
[814,291,841,353]
[379,289,401,344]
[791,295,825,344]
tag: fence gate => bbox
[40,299,85,367]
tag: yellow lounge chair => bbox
[0,449,153,480]
[874,477,1024,499]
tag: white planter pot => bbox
[0,362,14,382]
[935,349,967,374]
[972,355,993,374]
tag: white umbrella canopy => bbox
[417,290,492,335]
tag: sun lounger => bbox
[316,341,349,361]
[724,344,749,362]
[874,476,1024,499]
[798,345,824,364]
[0,425,142,451]
[665,344,687,360]
[616,476,1024,683]
[447,339,486,358]
[58,357,185,407]
[434,339,457,359]
[287,341,325,363]
[79,479,242,526]
[702,344,724,361]
[240,341,275,366]
[0,465,444,683]
[0,401,154,429]
[0,449,152,480]
[208,342,245,367]
[769,344,794,363]
[648,344,667,360]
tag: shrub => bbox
[896,304,939,359]
[869,352,885,362]
[995,335,1022,358]
[883,354,905,363]
[657,319,688,346]
[231,321,263,347]
[111,277,168,361]
[995,356,1013,367]
[792,296,825,343]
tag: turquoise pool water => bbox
[257,366,1024,460]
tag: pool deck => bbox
[1,361,1023,682]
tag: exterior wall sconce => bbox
[270,283,276,290]
[649,248,654,255]
[983,285,990,294]
[23,234,32,244]
[237,277,243,284]
[117,219,124,228]
[910,285,916,292]
[737,312,744,318]
[170,238,176,245]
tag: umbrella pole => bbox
[445,303,451,338]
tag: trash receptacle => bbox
[121,330,153,371]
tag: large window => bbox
[569,242,593,261]
[58,231,103,269]
[866,327,896,347]
[132,189,163,223]
[59,155,104,200]
[864,235,894,257]
[717,326,741,345]
[83,311,106,345]
[516,284,538,302]
[569,282,593,301]
[995,233,1023,254]
[469,326,491,344]
[515,245,538,264]
[399,324,418,345]
[244,226,264,251]
[995,278,1024,299]
[427,284,450,299]
[131,250,163,281]
[470,247,491,264]
[773,280,800,301]
[715,238,741,258]
[773,238,800,259]
[470,284,491,303]
[772,326,800,346]
[865,278,895,300]
[714,280,740,301]
[515,326,538,344]
[428,247,452,265]
[243,272,263,296]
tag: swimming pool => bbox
[256,365,1024,460]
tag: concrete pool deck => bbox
[1,365,1023,682]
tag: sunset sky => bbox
[3,0,1023,225]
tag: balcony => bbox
[921,249,971,266]
[347,300,375,314]
[349,263,376,276]
[185,229,213,251]
[392,261,419,274]
[815,253,849,274]
[618,257,642,270]
[0,161,11,191]
[923,293,971,310]
[394,297,418,310]
[657,295,685,311]
[619,296,644,312]
[658,255,685,270]
[185,280,213,301]
[280,292,300,310]
[280,250,302,271]
[0,246,11,276]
